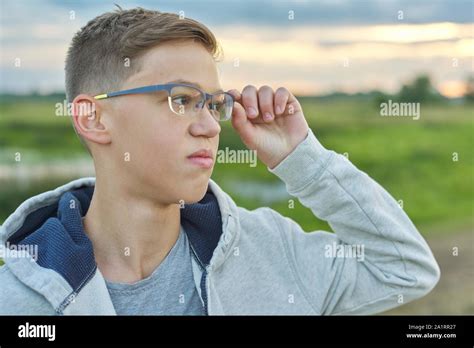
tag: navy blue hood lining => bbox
[6,184,223,292]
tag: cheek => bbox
[135,112,191,173]
[117,101,176,148]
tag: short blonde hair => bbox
[65,6,221,103]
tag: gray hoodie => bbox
[0,128,440,315]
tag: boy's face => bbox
[100,41,222,205]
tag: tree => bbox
[464,75,474,103]
[397,75,441,103]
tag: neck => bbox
[83,176,181,284]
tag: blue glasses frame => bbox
[93,83,234,121]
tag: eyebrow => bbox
[166,79,224,94]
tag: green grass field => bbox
[0,98,472,239]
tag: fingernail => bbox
[275,106,282,114]
[264,112,273,121]
[247,107,257,117]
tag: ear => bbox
[72,94,112,145]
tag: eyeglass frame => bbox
[93,83,234,121]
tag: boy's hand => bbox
[227,85,309,169]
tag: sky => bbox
[0,0,473,97]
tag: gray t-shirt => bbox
[105,226,205,315]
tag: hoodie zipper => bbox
[186,214,233,316]
[200,270,209,316]
[188,242,209,315]
[56,266,97,314]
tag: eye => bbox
[172,95,191,105]
[210,101,224,111]
[208,100,218,110]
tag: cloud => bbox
[0,0,472,95]
[23,0,474,26]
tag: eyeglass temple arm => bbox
[94,85,169,100]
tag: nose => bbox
[188,106,221,138]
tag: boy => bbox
[0,7,439,315]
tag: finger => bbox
[241,85,259,119]
[257,85,275,122]
[286,91,302,114]
[284,97,303,118]
[227,89,241,102]
[274,87,290,116]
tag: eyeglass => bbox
[93,83,234,122]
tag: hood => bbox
[0,177,240,313]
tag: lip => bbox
[187,149,214,169]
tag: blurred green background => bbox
[1,76,472,232]
[0,75,473,314]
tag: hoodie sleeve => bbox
[267,128,440,315]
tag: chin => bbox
[178,178,210,204]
